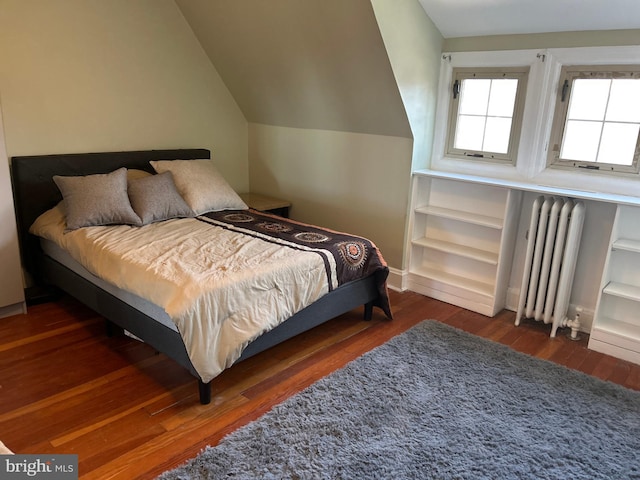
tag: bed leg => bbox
[198,379,212,405]
[105,320,122,337]
[364,301,373,321]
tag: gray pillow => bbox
[128,171,194,225]
[150,159,248,215]
[53,167,141,230]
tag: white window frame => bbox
[431,49,546,179]
[446,66,529,164]
[547,64,640,174]
[430,46,640,199]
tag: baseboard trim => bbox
[0,301,27,319]
[386,267,404,292]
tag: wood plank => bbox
[0,290,639,479]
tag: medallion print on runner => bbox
[337,241,368,269]
[222,213,255,223]
[199,209,391,318]
[294,232,331,243]
[257,222,293,233]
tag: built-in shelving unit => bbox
[406,169,640,366]
[589,205,640,364]
[406,172,522,317]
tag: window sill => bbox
[415,168,640,207]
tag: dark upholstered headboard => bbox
[10,148,210,280]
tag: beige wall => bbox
[0,0,249,190]
[370,0,443,269]
[176,0,411,139]
[248,123,413,269]
[371,0,443,172]
[0,0,437,273]
[247,1,443,271]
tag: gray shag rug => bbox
[157,320,640,479]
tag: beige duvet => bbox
[30,205,335,383]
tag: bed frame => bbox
[10,149,382,404]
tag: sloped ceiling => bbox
[175,0,412,138]
[418,0,640,38]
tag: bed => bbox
[10,149,391,404]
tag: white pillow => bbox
[149,159,247,215]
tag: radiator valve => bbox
[564,307,582,341]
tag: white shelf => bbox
[414,205,503,229]
[413,168,640,208]
[412,237,499,265]
[407,175,519,317]
[411,265,494,298]
[590,204,640,366]
[592,316,640,340]
[602,281,640,302]
[590,316,640,363]
[612,238,640,254]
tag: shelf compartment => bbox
[590,204,640,366]
[414,205,503,229]
[407,174,519,318]
[591,317,640,341]
[410,264,494,298]
[605,249,640,288]
[603,281,640,302]
[412,237,499,265]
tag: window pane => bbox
[606,79,640,123]
[597,123,640,165]
[454,115,485,151]
[448,67,528,161]
[551,66,640,172]
[483,117,512,154]
[459,79,490,115]
[567,79,610,121]
[560,120,602,162]
[487,79,518,117]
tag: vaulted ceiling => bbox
[175,0,412,138]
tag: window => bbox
[432,47,640,195]
[548,65,640,173]
[446,67,529,163]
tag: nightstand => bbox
[239,193,291,218]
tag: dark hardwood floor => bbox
[1,289,639,479]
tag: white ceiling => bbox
[418,0,640,38]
